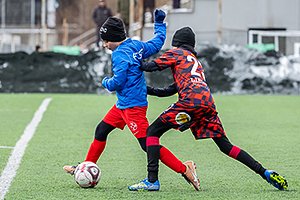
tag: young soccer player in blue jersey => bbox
[64,10,199,189]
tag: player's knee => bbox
[147,118,170,138]
[138,137,147,152]
[213,136,233,155]
[219,145,230,155]
[146,125,157,137]
[95,121,114,141]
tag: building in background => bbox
[1,0,300,55]
[143,0,300,55]
[0,0,61,52]
[0,0,120,53]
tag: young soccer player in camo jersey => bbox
[128,27,288,191]
[64,10,200,188]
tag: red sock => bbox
[160,146,186,174]
[85,139,106,163]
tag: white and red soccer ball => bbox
[74,161,101,188]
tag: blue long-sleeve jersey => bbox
[102,23,166,109]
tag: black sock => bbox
[147,145,160,183]
[213,136,267,179]
[236,149,267,179]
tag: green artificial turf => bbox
[0,94,299,200]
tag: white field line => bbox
[0,98,52,200]
[0,146,14,149]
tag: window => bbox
[1,0,42,27]
[35,0,42,26]
[6,0,31,26]
[171,0,193,12]
[0,1,2,24]
[155,0,194,14]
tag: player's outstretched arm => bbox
[147,83,177,97]
[142,9,167,58]
[140,61,161,72]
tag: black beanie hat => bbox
[171,27,196,48]
[100,17,126,42]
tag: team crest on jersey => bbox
[175,112,191,125]
[133,48,143,60]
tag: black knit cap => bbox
[100,17,126,42]
[171,27,196,48]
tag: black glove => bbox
[154,9,166,23]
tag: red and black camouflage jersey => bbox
[154,48,215,108]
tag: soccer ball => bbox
[74,161,101,188]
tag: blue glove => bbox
[154,9,166,23]
[101,77,109,89]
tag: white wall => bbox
[223,0,300,30]
[143,0,300,49]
